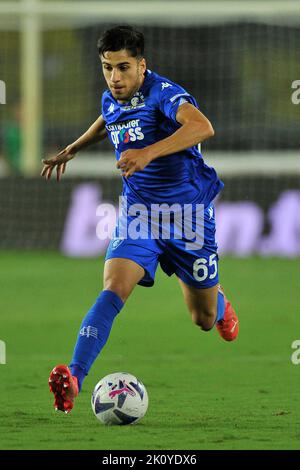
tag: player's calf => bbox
[191,307,217,331]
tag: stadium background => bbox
[0,0,300,451]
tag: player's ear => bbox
[139,57,146,73]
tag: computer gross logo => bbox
[107,119,144,149]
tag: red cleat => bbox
[48,365,78,413]
[216,285,239,342]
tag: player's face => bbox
[101,50,146,103]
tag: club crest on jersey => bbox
[111,238,124,250]
[123,91,145,110]
[131,97,139,107]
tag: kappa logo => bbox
[178,97,188,106]
[208,206,214,220]
[79,326,98,339]
[108,103,115,114]
[161,82,172,90]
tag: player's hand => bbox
[116,148,152,178]
[41,145,77,181]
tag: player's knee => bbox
[103,280,130,303]
[191,308,216,332]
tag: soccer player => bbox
[41,25,239,413]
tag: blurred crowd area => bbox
[0,22,300,174]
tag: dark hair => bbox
[97,25,144,58]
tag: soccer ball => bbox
[91,372,149,425]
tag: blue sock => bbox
[216,291,225,323]
[69,290,124,391]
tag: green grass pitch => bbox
[0,252,300,450]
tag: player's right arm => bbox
[41,115,107,181]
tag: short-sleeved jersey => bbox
[101,69,223,207]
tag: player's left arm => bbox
[117,103,214,178]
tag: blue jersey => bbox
[101,69,223,207]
